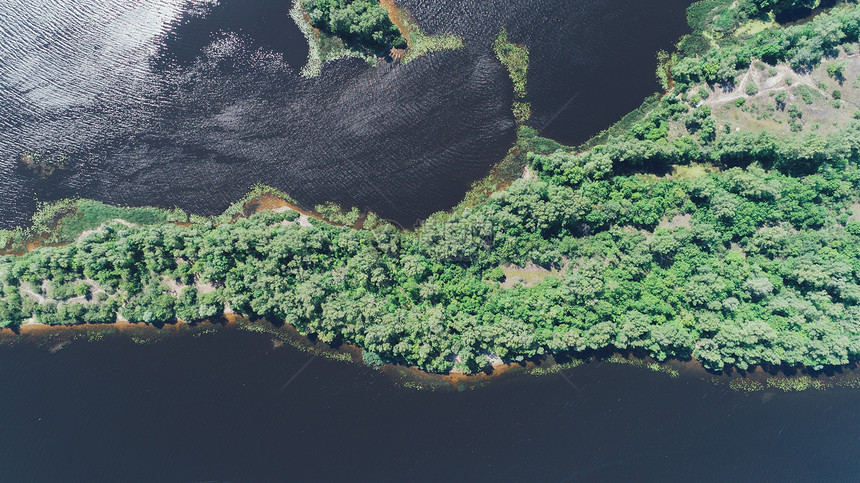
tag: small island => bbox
[302,0,406,57]
[291,0,463,76]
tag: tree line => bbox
[3,1,860,374]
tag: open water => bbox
[1,0,689,228]
[0,324,858,481]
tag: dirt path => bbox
[703,64,822,108]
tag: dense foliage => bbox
[674,3,860,86]
[3,125,860,373]
[4,2,860,375]
[302,0,406,55]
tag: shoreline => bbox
[5,316,860,392]
[4,3,860,387]
[3,179,860,388]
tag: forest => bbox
[3,2,860,374]
[302,0,406,56]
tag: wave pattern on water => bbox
[0,0,691,229]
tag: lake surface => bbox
[0,324,858,481]
[1,0,690,229]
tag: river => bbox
[0,323,858,481]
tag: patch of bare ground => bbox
[850,202,860,222]
[657,213,693,230]
[75,219,138,242]
[245,193,320,226]
[688,46,860,138]
[522,164,538,180]
[501,262,564,289]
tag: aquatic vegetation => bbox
[729,378,765,392]
[494,28,530,122]
[605,356,680,379]
[493,29,528,99]
[18,152,69,178]
[527,359,584,376]
[400,30,463,63]
[767,375,826,391]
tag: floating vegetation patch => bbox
[19,152,69,178]
[396,380,438,391]
[604,355,680,379]
[835,376,860,388]
[766,375,826,391]
[192,328,219,338]
[724,373,860,393]
[527,359,585,376]
[729,378,765,392]
[494,28,530,123]
[238,320,354,363]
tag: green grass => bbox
[401,30,463,63]
[494,28,529,100]
[0,184,301,254]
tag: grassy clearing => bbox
[692,46,860,139]
[0,200,185,253]
[733,19,776,37]
[0,184,302,255]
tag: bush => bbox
[745,82,759,96]
[787,103,802,118]
[775,90,787,109]
[827,61,847,82]
[795,85,815,104]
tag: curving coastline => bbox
[5,2,860,384]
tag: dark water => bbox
[0,326,858,481]
[0,0,691,229]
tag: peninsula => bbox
[3,0,860,375]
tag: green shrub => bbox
[745,82,759,96]
[795,85,815,104]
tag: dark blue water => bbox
[0,325,857,481]
[0,0,689,229]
